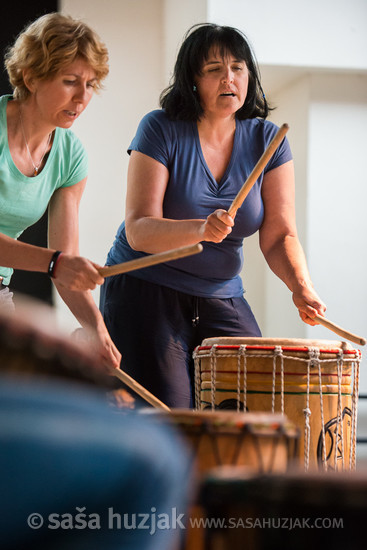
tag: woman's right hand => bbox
[52,254,104,291]
[199,209,234,243]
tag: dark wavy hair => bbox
[160,23,271,121]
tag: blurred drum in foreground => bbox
[143,409,299,550]
[141,409,299,475]
[0,297,115,390]
[197,468,367,550]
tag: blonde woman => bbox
[1,13,120,370]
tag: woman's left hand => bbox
[292,285,327,326]
[94,326,121,371]
[74,325,121,371]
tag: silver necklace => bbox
[19,108,52,176]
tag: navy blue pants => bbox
[100,275,261,408]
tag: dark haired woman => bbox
[100,24,326,407]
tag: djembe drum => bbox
[193,337,361,471]
[142,409,299,475]
[0,304,116,391]
[198,468,367,550]
[141,409,299,550]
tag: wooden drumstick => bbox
[228,123,289,218]
[99,243,203,278]
[314,314,366,346]
[109,367,171,411]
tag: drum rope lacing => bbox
[236,347,242,411]
[193,347,201,411]
[237,345,247,412]
[351,359,360,470]
[303,349,313,472]
[336,352,344,471]
[193,345,361,472]
[316,353,328,471]
[209,345,218,410]
[271,346,284,415]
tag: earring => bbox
[193,85,197,92]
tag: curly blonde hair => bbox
[4,12,109,101]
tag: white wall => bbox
[163,0,207,83]
[208,0,367,70]
[307,74,367,361]
[57,0,165,330]
[257,74,311,338]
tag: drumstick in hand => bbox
[99,243,203,278]
[228,123,289,218]
[314,314,366,346]
[109,367,171,410]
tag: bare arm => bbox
[259,161,326,325]
[0,232,58,274]
[125,151,234,253]
[48,180,121,369]
[0,183,104,290]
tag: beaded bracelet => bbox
[48,251,63,278]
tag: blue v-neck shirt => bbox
[106,110,292,298]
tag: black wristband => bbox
[48,251,62,278]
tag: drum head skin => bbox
[199,336,356,353]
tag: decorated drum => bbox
[141,409,299,475]
[193,337,361,471]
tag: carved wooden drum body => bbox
[142,409,299,475]
[193,337,361,471]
